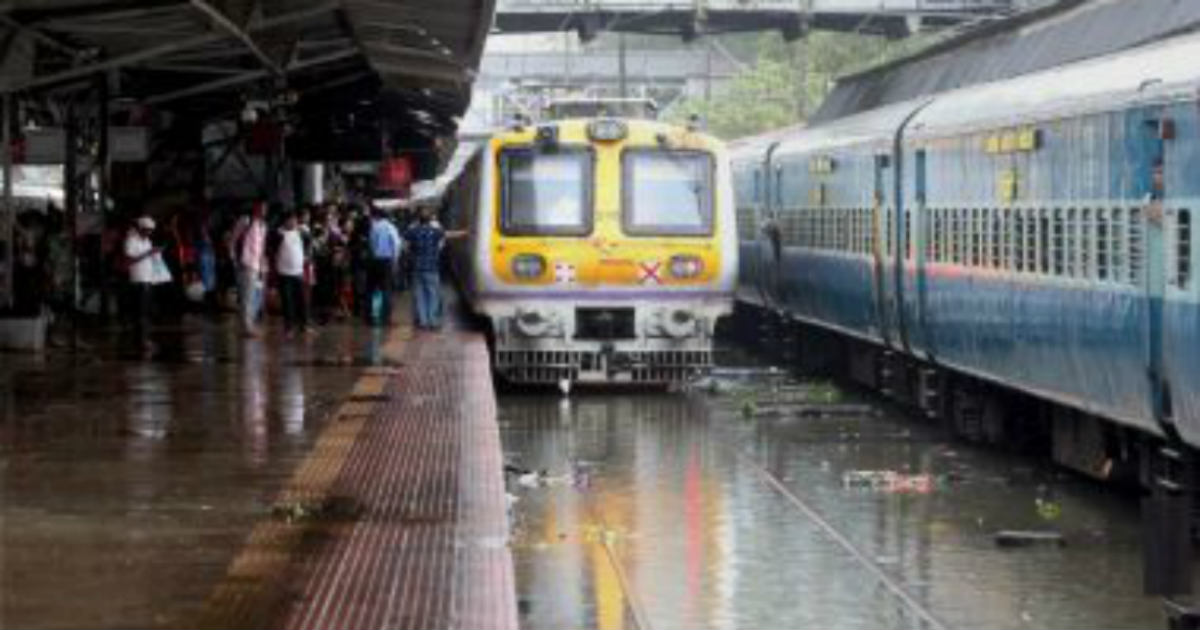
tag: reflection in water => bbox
[0,320,366,629]
[280,362,306,437]
[504,395,732,630]
[241,341,268,467]
[501,392,1167,630]
[125,363,172,442]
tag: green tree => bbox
[670,32,932,139]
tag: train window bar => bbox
[1081,208,1095,281]
[1129,207,1144,285]
[903,211,912,261]
[1070,208,1080,277]
[1178,209,1192,290]
[1111,207,1126,284]
[1013,208,1023,273]
[1097,209,1110,282]
[1039,210,1051,277]
[1052,208,1066,277]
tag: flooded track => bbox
[500,381,1167,630]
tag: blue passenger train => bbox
[732,32,1200,478]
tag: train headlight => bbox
[662,308,699,339]
[669,255,705,279]
[587,119,627,142]
[513,308,562,338]
[511,254,547,280]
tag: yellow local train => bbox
[443,111,738,385]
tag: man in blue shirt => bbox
[366,207,402,326]
[404,207,466,330]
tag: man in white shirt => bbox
[275,212,309,337]
[125,216,171,355]
[228,201,268,337]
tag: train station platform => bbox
[0,310,517,629]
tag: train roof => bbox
[813,0,1200,123]
[908,29,1200,137]
[741,29,1200,156]
[770,99,927,158]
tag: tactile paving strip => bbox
[281,330,517,630]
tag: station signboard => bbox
[23,128,65,164]
[109,127,149,162]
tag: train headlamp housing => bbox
[535,125,559,151]
[587,119,628,143]
[511,254,547,280]
[669,255,705,279]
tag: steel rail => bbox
[730,445,951,630]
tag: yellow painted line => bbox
[198,324,412,629]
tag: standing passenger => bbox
[403,207,466,330]
[228,201,268,337]
[275,212,309,337]
[124,216,171,356]
[365,207,402,326]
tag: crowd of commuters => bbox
[115,199,462,356]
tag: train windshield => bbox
[622,150,714,236]
[500,148,592,236]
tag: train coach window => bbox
[1129,207,1145,284]
[1011,211,1024,272]
[1097,209,1110,281]
[1081,208,1094,280]
[1039,211,1051,276]
[1052,209,1066,276]
[500,148,593,236]
[1065,208,1078,278]
[1178,209,1192,289]
[622,149,714,236]
[994,210,1006,269]
[1111,208,1126,284]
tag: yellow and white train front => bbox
[460,118,738,385]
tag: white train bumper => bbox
[489,299,731,384]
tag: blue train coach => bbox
[732,32,1200,479]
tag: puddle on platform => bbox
[0,319,384,628]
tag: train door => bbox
[873,153,896,346]
[905,147,929,356]
[1138,112,1174,434]
[759,144,785,310]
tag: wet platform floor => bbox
[500,388,1175,630]
[0,318,404,628]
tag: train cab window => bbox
[622,149,714,236]
[500,148,593,236]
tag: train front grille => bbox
[574,308,636,340]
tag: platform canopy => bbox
[0,0,495,144]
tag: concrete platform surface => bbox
[0,313,516,630]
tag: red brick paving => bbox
[282,330,518,630]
